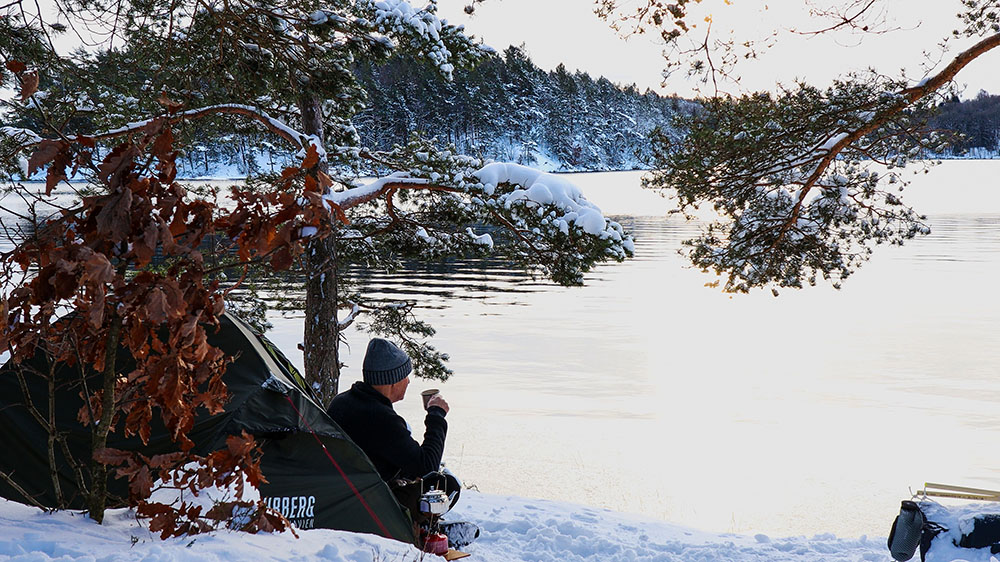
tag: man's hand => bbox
[426,394,450,415]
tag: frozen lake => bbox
[5,160,1000,538]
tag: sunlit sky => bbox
[435,0,1000,99]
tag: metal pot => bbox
[419,489,450,515]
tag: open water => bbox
[5,161,1000,537]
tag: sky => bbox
[434,0,1000,99]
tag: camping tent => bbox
[0,312,415,543]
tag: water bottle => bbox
[888,500,925,561]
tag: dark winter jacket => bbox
[327,381,447,481]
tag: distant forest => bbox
[351,45,691,171]
[930,91,1000,156]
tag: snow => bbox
[368,0,459,79]
[474,162,610,235]
[415,226,435,244]
[465,227,494,249]
[918,501,1000,562]
[820,132,849,152]
[322,172,429,209]
[0,491,894,562]
[0,126,43,147]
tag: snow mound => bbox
[0,491,890,561]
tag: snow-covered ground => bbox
[0,490,896,562]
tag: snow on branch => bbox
[325,163,629,241]
[315,161,634,274]
[474,163,613,237]
[337,300,360,330]
[1,127,43,148]
[323,173,433,209]
[361,0,478,79]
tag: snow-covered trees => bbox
[596,0,1000,293]
[349,46,684,171]
[0,0,633,531]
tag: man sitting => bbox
[328,337,478,548]
[327,337,451,483]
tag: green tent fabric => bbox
[0,312,415,543]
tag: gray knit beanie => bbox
[362,338,412,385]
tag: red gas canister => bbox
[423,532,449,556]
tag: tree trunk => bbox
[303,235,341,404]
[47,361,64,507]
[87,316,120,523]
[297,92,342,405]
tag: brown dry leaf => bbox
[318,170,334,190]
[19,70,38,101]
[132,467,156,499]
[98,143,139,184]
[270,246,293,270]
[93,447,134,466]
[94,188,133,239]
[329,201,350,225]
[139,501,176,517]
[27,140,63,177]
[156,93,184,113]
[146,288,168,324]
[226,432,256,458]
[83,253,114,285]
[133,221,159,267]
[301,144,319,169]
[45,144,72,196]
[151,127,175,159]
[87,292,105,328]
[205,501,236,521]
[304,173,319,193]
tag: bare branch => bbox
[794,0,888,35]
[0,469,47,509]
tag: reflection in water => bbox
[333,216,699,309]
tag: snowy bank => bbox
[0,491,892,562]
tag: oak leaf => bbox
[205,501,242,521]
[301,144,320,169]
[270,246,293,270]
[146,288,169,324]
[94,188,133,240]
[93,447,133,466]
[133,220,160,267]
[27,140,63,177]
[46,144,72,195]
[129,465,155,499]
[19,70,38,101]
[98,143,140,185]
[156,93,184,113]
[83,253,114,285]
[151,127,175,160]
[304,174,319,193]
[318,170,334,190]
[226,432,256,458]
